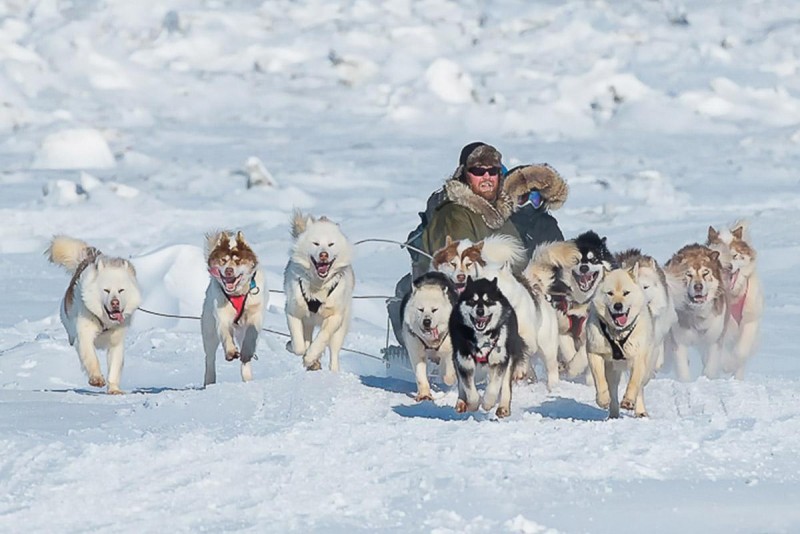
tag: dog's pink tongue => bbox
[110,311,124,322]
[431,327,440,339]
[317,263,331,276]
[615,314,628,326]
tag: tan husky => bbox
[586,265,655,418]
[706,221,764,379]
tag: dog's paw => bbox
[620,397,635,411]
[305,360,322,371]
[107,387,124,395]
[88,375,106,388]
[415,392,433,402]
[455,400,467,413]
[495,406,510,418]
[443,372,456,386]
[635,410,649,418]
[225,350,240,362]
[285,341,304,356]
[595,390,610,409]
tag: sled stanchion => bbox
[136,307,385,363]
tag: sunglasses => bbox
[518,190,544,209]
[467,166,501,177]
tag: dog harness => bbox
[730,280,748,325]
[568,314,587,338]
[472,332,501,364]
[299,276,340,314]
[598,319,637,361]
[410,329,450,351]
[226,277,259,324]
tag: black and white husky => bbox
[450,277,526,418]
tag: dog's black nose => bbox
[579,264,589,274]
[111,297,120,309]
[456,274,466,283]
[422,318,432,328]
[613,302,624,312]
[693,283,703,292]
[319,251,329,262]
[475,307,484,317]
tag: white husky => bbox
[401,272,458,400]
[284,211,355,371]
[616,249,677,375]
[706,221,764,379]
[432,234,560,388]
[202,230,267,386]
[47,236,141,394]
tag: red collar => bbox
[227,293,248,323]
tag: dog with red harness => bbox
[706,221,764,379]
[202,230,266,386]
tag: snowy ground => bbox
[2,1,800,532]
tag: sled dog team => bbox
[47,214,762,420]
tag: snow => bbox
[1,1,800,532]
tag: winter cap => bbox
[459,142,502,169]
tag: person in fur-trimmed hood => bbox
[415,142,520,276]
[502,163,568,256]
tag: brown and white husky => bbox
[706,221,764,379]
[664,243,727,381]
[202,230,266,386]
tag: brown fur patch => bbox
[207,231,258,268]
[432,240,460,269]
[666,243,726,313]
[460,243,487,268]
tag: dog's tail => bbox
[47,236,100,273]
[480,234,526,269]
[290,209,313,239]
[522,240,579,294]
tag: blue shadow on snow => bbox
[528,396,608,421]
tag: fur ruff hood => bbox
[443,179,515,230]
[502,164,568,211]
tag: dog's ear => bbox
[707,225,720,243]
[445,235,452,246]
[629,262,640,283]
[474,240,485,252]
[95,257,105,271]
[235,230,247,246]
[731,223,745,240]
[465,275,474,288]
[489,277,498,289]
[709,250,721,264]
